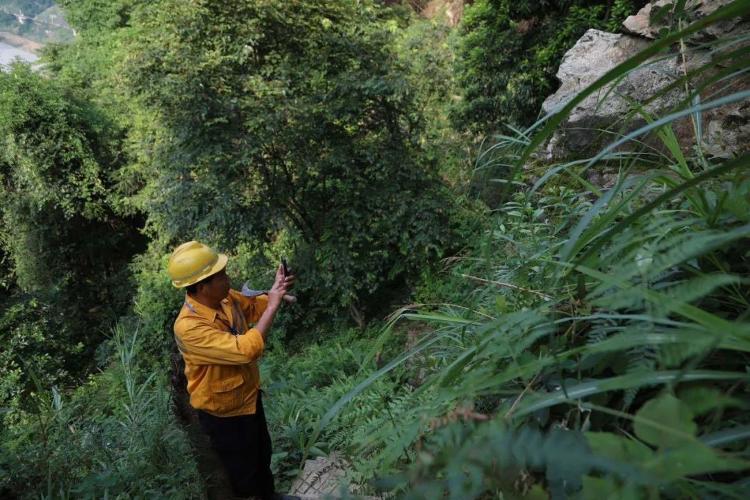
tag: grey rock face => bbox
[540,29,685,159]
[540,0,750,162]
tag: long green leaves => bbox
[309,2,750,496]
[572,155,750,266]
[512,370,749,418]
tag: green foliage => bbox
[58,0,134,33]
[0,86,189,489]
[316,172,750,496]
[118,0,459,326]
[3,3,471,495]
[0,324,203,499]
[0,64,136,292]
[260,328,384,488]
[3,0,749,498]
[452,0,639,134]
[0,65,145,383]
[0,296,86,416]
[129,244,185,362]
[633,393,697,449]
[394,14,472,188]
[298,5,750,497]
[0,65,110,221]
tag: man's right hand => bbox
[268,263,295,310]
[254,264,296,340]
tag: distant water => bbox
[0,41,38,69]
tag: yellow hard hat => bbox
[167,240,228,288]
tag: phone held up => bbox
[281,257,289,277]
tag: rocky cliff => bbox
[540,0,749,160]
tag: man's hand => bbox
[268,263,296,310]
[254,264,297,341]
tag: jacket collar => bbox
[185,294,231,323]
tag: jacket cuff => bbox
[243,327,265,360]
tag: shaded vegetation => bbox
[120,0,462,328]
[0,65,145,403]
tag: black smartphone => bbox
[281,257,289,276]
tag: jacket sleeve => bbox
[174,317,264,365]
[230,289,269,324]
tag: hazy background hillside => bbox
[0,0,72,67]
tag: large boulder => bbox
[540,0,750,161]
[540,29,685,159]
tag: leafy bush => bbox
[394,14,474,188]
[0,324,203,499]
[0,65,145,381]
[128,244,186,363]
[0,297,81,413]
[118,0,460,328]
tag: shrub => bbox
[0,323,203,499]
[120,0,460,328]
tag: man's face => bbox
[200,268,231,302]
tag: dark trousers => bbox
[197,392,275,499]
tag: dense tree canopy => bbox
[0,64,143,300]
[0,65,145,409]
[120,0,459,323]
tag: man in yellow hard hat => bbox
[168,240,297,500]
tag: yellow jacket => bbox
[174,290,269,417]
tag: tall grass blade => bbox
[513,370,748,418]
[573,155,750,265]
